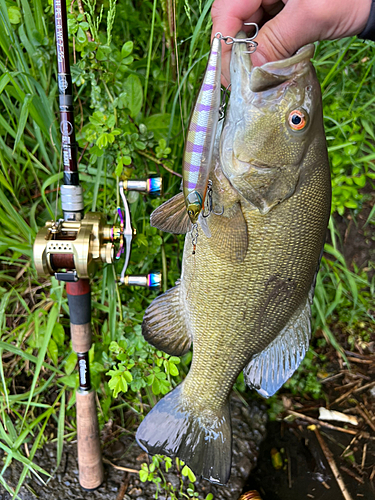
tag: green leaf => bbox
[0,171,15,195]
[48,338,58,366]
[144,113,176,141]
[13,94,33,152]
[135,140,146,150]
[96,45,111,61]
[108,372,128,398]
[353,175,366,187]
[55,389,66,470]
[58,374,78,389]
[169,356,180,364]
[0,73,10,96]
[89,111,105,125]
[159,379,170,395]
[121,41,133,59]
[76,26,87,44]
[168,361,179,377]
[121,55,134,65]
[96,133,108,149]
[123,75,143,118]
[115,160,123,176]
[7,5,21,24]
[139,469,148,482]
[64,351,77,375]
[52,323,65,347]
[152,377,161,395]
[182,465,196,482]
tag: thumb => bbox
[251,2,320,66]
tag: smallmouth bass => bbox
[136,36,331,485]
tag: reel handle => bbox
[116,178,162,283]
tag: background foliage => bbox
[0,0,374,498]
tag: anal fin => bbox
[142,285,192,356]
[244,285,314,398]
[151,192,191,234]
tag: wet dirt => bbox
[333,188,375,275]
[0,396,267,500]
[244,421,375,500]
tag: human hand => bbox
[211,0,372,85]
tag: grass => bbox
[0,0,374,498]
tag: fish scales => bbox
[182,148,330,408]
[137,34,331,485]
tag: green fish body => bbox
[136,36,331,485]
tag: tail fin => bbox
[136,385,232,485]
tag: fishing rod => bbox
[33,0,161,490]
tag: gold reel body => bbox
[33,213,115,280]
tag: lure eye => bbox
[288,109,307,131]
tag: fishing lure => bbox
[149,26,258,254]
[183,34,222,226]
[183,25,259,226]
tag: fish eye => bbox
[288,109,307,131]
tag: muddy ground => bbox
[0,397,267,500]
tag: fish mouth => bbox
[250,44,315,92]
[230,34,315,95]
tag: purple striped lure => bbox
[183,34,222,226]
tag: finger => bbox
[250,1,320,66]
[212,0,263,85]
[211,0,286,84]
[218,13,264,86]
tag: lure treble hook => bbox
[202,180,224,218]
[219,83,231,121]
[215,22,259,54]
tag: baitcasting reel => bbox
[33,177,162,287]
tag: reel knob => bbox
[122,176,162,196]
[122,272,162,288]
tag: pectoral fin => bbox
[208,204,248,263]
[244,285,314,398]
[142,285,192,356]
[151,192,191,234]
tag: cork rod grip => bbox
[76,390,104,490]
